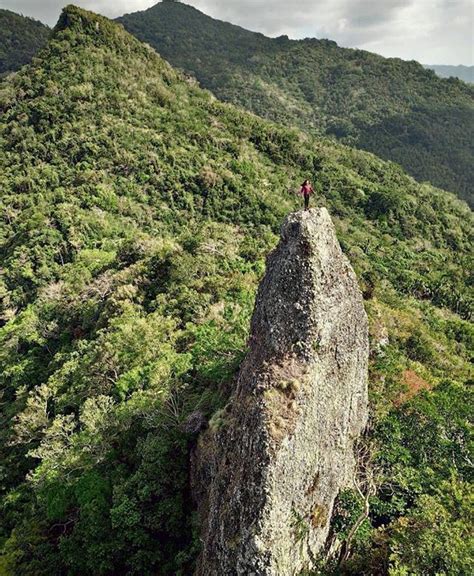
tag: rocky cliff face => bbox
[192,208,369,575]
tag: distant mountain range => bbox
[425,64,474,84]
[118,1,474,207]
[0,9,50,75]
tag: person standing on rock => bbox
[300,179,314,211]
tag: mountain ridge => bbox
[1,4,472,205]
[118,1,474,207]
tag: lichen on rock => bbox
[192,208,369,575]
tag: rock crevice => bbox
[192,208,369,575]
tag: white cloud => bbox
[190,0,473,64]
[1,0,472,64]
[0,1,156,24]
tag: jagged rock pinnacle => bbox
[192,208,369,575]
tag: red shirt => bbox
[300,184,314,196]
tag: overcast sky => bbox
[1,0,473,65]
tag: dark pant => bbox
[304,193,310,210]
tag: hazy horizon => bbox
[1,0,473,66]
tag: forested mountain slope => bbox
[0,6,472,575]
[0,9,50,75]
[118,1,474,207]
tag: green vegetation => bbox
[0,6,472,575]
[0,9,50,76]
[118,1,474,207]
[323,379,474,575]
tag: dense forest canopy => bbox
[0,9,50,75]
[118,1,474,207]
[0,5,472,575]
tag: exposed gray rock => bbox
[192,208,369,575]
